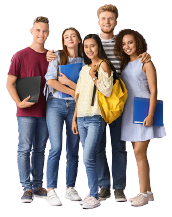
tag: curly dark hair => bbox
[114,29,147,70]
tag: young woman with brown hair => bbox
[45,27,83,206]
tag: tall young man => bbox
[96,5,127,202]
[46,4,150,202]
[96,5,150,202]
[6,16,50,203]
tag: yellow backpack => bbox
[91,60,128,124]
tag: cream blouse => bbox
[75,64,113,117]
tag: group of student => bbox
[6,4,166,209]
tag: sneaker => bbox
[79,194,90,205]
[129,195,138,202]
[47,189,62,206]
[82,197,100,209]
[65,187,81,201]
[114,189,127,202]
[147,193,154,201]
[129,193,154,202]
[21,190,33,203]
[98,188,111,201]
[131,194,148,207]
[33,187,47,198]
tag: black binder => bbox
[16,76,41,102]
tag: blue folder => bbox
[59,63,83,98]
[133,97,163,126]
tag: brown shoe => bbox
[131,194,148,207]
[98,188,111,201]
[114,189,127,202]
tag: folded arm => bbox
[58,72,77,90]
[45,56,75,97]
[46,79,75,97]
[89,61,113,97]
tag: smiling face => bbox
[98,11,117,34]
[122,34,137,56]
[63,29,81,49]
[84,38,99,60]
[30,22,49,45]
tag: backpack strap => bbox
[91,59,110,106]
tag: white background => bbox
[0,0,171,216]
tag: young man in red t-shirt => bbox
[6,16,49,203]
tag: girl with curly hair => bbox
[114,29,166,207]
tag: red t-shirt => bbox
[8,47,49,117]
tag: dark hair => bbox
[114,29,147,70]
[83,34,124,91]
[59,27,82,65]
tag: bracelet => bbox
[92,77,97,81]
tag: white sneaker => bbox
[129,192,154,202]
[79,193,90,205]
[47,189,62,206]
[65,187,81,201]
[82,197,100,209]
[131,193,148,207]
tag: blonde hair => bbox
[33,16,49,25]
[97,4,118,19]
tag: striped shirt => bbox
[98,34,121,75]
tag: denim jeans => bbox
[46,94,79,189]
[77,115,105,199]
[96,115,127,190]
[17,116,48,191]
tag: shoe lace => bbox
[84,193,90,201]
[36,187,47,195]
[134,193,147,202]
[24,190,33,196]
[115,189,125,197]
[67,187,78,195]
[85,197,98,205]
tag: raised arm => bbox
[46,50,57,62]
[138,52,151,63]
[142,61,157,126]
[89,61,113,97]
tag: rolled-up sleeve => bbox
[45,51,60,81]
[97,66,113,97]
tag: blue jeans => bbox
[77,115,105,199]
[46,94,79,188]
[17,116,48,191]
[96,115,127,190]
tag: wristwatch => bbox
[92,77,97,81]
